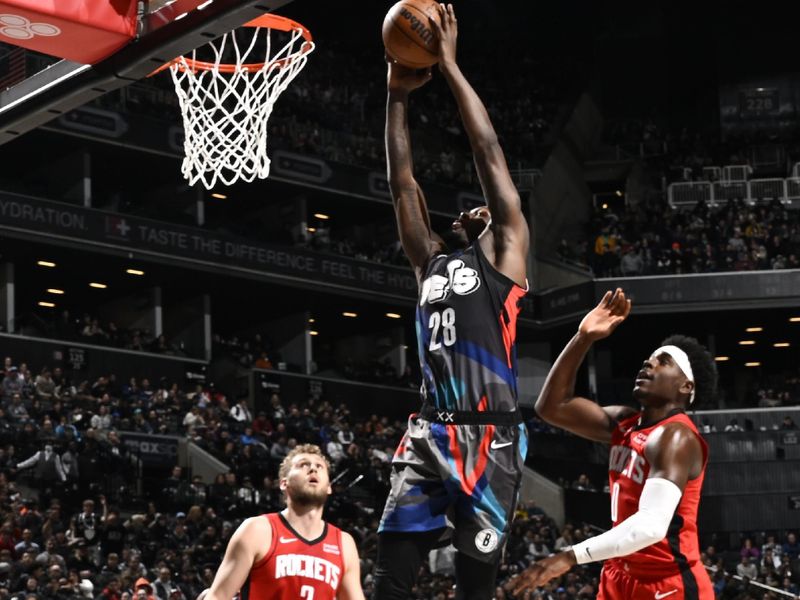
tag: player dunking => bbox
[509,289,716,600]
[200,444,364,600]
[373,5,530,600]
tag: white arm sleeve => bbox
[571,477,682,565]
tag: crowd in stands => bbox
[754,368,800,408]
[21,311,184,358]
[0,350,798,598]
[269,43,565,187]
[705,534,800,599]
[98,36,575,189]
[578,197,800,277]
[302,222,408,267]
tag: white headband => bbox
[654,345,696,404]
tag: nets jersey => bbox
[245,513,345,600]
[607,411,708,577]
[416,240,527,413]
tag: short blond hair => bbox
[278,444,330,481]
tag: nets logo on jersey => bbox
[420,259,481,305]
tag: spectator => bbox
[724,419,743,432]
[740,537,760,560]
[783,532,800,560]
[230,399,253,427]
[736,555,758,579]
[2,368,23,402]
[570,474,596,492]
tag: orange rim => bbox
[149,13,313,76]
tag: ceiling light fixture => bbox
[37,261,56,268]
[313,213,330,220]
[46,288,64,295]
[738,340,755,345]
[38,301,55,308]
[89,282,107,289]
[126,269,145,276]
[342,312,357,318]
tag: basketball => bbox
[382,0,441,69]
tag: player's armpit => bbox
[537,395,620,444]
[644,422,705,488]
[204,517,267,600]
[337,532,365,600]
[603,405,638,425]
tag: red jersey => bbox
[245,513,345,600]
[606,411,708,578]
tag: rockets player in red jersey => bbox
[200,444,364,600]
[509,289,717,600]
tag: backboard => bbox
[0,0,296,145]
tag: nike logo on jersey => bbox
[279,537,297,543]
[490,440,513,450]
[654,590,678,599]
[420,259,481,305]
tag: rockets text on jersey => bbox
[244,513,344,600]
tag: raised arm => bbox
[386,61,442,277]
[535,289,634,443]
[432,4,529,282]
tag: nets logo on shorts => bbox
[474,528,498,553]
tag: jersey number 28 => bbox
[429,308,456,351]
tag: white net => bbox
[169,23,313,189]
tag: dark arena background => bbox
[0,0,799,598]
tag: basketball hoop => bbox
[157,14,314,189]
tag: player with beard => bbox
[199,444,364,600]
[374,5,530,600]
[508,289,716,600]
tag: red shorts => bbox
[598,561,714,600]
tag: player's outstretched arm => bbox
[508,423,703,596]
[386,59,441,277]
[432,3,528,282]
[203,517,267,600]
[337,531,366,600]
[536,289,634,443]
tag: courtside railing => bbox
[668,177,800,208]
[704,565,798,599]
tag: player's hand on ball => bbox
[506,552,575,597]
[578,287,632,342]
[430,3,457,68]
[386,57,432,92]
